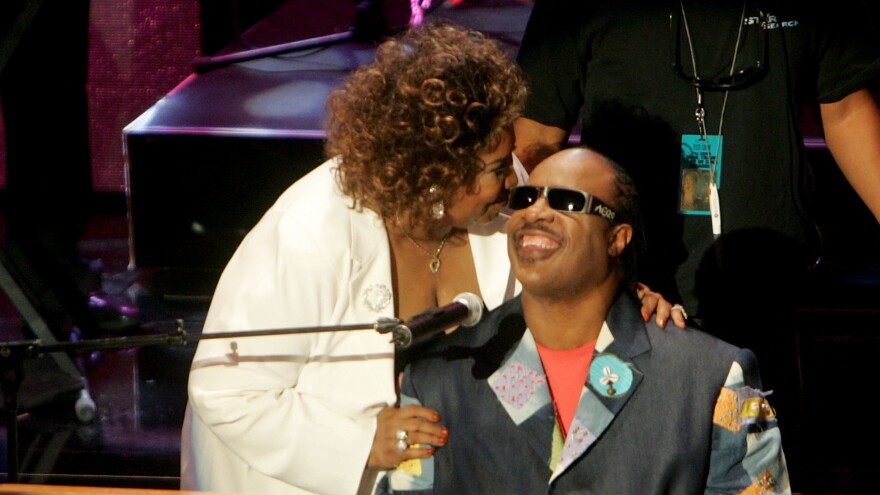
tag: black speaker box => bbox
[125,132,324,282]
[124,127,329,299]
[121,1,539,301]
[123,52,352,299]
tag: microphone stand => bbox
[0,316,403,483]
[192,0,396,74]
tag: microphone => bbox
[391,292,484,348]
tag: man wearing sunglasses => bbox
[385,146,789,494]
[513,1,880,479]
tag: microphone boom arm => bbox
[0,315,403,482]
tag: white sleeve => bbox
[512,151,529,186]
[187,206,394,494]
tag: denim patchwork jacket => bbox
[385,293,790,494]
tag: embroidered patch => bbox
[589,353,633,398]
[362,284,392,312]
[492,362,546,409]
[398,456,422,476]
[736,387,777,429]
[742,397,774,418]
[716,386,779,432]
[559,418,596,465]
[740,468,776,495]
[713,387,740,432]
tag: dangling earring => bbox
[429,184,445,219]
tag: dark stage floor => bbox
[0,210,205,489]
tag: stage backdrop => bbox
[0,0,201,193]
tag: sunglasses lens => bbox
[508,187,590,212]
[717,66,763,89]
[547,189,587,212]
[508,187,539,210]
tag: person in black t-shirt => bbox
[513,0,880,483]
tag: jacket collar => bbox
[487,292,651,481]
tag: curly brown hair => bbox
[325,21,528,226]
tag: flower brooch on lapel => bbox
[589,353,633,398]
[362,284,392,313]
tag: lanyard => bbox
[679,0,748,238]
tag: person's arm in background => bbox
[513,117,569,173]
[514,0,586,173]
[821,88,880,223]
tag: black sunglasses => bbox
[670,7,768,91]
[507,186,617,221]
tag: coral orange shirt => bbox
[536,340,597,438]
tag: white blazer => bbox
[181,157,523,495]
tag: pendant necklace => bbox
[396,216,451,274]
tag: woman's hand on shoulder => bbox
[635,282,687,329]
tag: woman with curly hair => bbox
[182,21,674,495]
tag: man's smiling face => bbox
[507,148,625,299]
